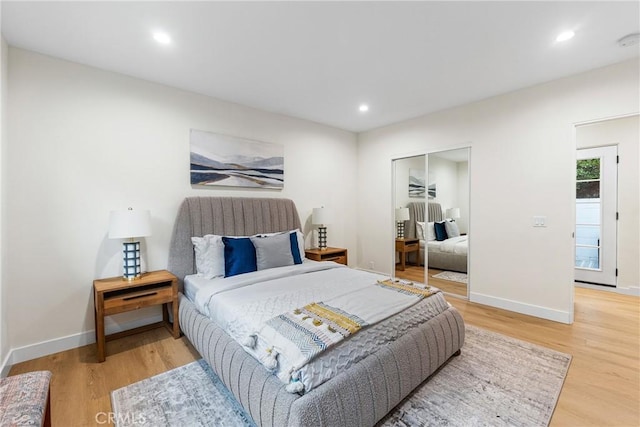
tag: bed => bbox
[168,196,465,427]
[406,202,468,273]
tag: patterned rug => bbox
[432,271,468,283]
[111,326,571,427]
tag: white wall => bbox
[428,156,458,217]
[457,161,469,235]
[394,155,425,209]
[5,48,357,360]
[357,59,640,323]
[0,31,8,372]
[576,115,639,291]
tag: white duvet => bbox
[426,235,468,255]
[190,261,395,342]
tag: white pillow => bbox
[426,222,437,241]
[445,220,460,238]
[416,221,425,241]
[191,234,225,279]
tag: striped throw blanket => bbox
[245,280,435,392]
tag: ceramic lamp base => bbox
[122,241,142,280]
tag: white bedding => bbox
[426,235,468,255]
[190,261,390,343]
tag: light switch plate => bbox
[533,216,547,227]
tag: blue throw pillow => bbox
[289,232,303,264]
[434,221,448,241]
[222,237,257,277]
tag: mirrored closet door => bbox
[393,148,470,299]
[393,155,426,284]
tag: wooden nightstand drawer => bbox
[404,242,419,251]
[324,255,347,265]
[305,247,348,265]
[103,284,173,315]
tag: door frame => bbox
[575,145,618,286]
[573,113,638,296]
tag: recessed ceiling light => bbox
[359,104,369,112]
[556,30,575,43]
[618,33,640,48]
[152,31,172,45]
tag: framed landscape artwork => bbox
[409,169,425,198]
[190,129,284,189]
[428,172,437,199]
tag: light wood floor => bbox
[9,287,639,426]
[396,265,468,297]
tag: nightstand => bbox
[93,269,180,362]
[305,247,348,265]
[395,238,420,271]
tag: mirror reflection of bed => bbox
[401,201,468,297]
[393,148,470,299]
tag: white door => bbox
[575,146,617,286]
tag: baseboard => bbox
[575,282,640,296]
[2,313,163,372]
[470,291,573,324]
[0,351,12,378]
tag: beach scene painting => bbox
[190,129,284,189]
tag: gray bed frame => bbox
[406,201,468,273]
[168,196,465,427]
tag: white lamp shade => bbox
[312,207,331,225]
[446,208,461,219]
[109,209,152,239]
[395,207,410,221]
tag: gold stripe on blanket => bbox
[304,303,362,334]
[376,279,435,297]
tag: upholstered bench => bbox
[0,371,51,427]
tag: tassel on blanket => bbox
[264,348,279,370]
[240,334,257,349]
[286,379,304,394]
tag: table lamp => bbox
[446,207,461,221]
[395,207,410,239]
[312,207,331,250]
[109,208,152,280]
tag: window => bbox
[575,158,601,269]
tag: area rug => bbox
[111,326,571,427]
[432,271,468,283]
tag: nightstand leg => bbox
[96,306,105,363]
[172,301,180,338]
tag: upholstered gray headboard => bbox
[167,197,302,287]
[406,202,444,238]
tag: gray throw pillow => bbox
[444,220,460,238]
[250,232,295,270]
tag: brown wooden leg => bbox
[172,301,180,338]
[43,385,51,427]
[95,294,105,363]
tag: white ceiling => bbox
[2,1,639,133]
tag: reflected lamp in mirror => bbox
[446,207,460,221]
[312,207,331,250]
[109,207,152,280]
[395,207,410,239]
